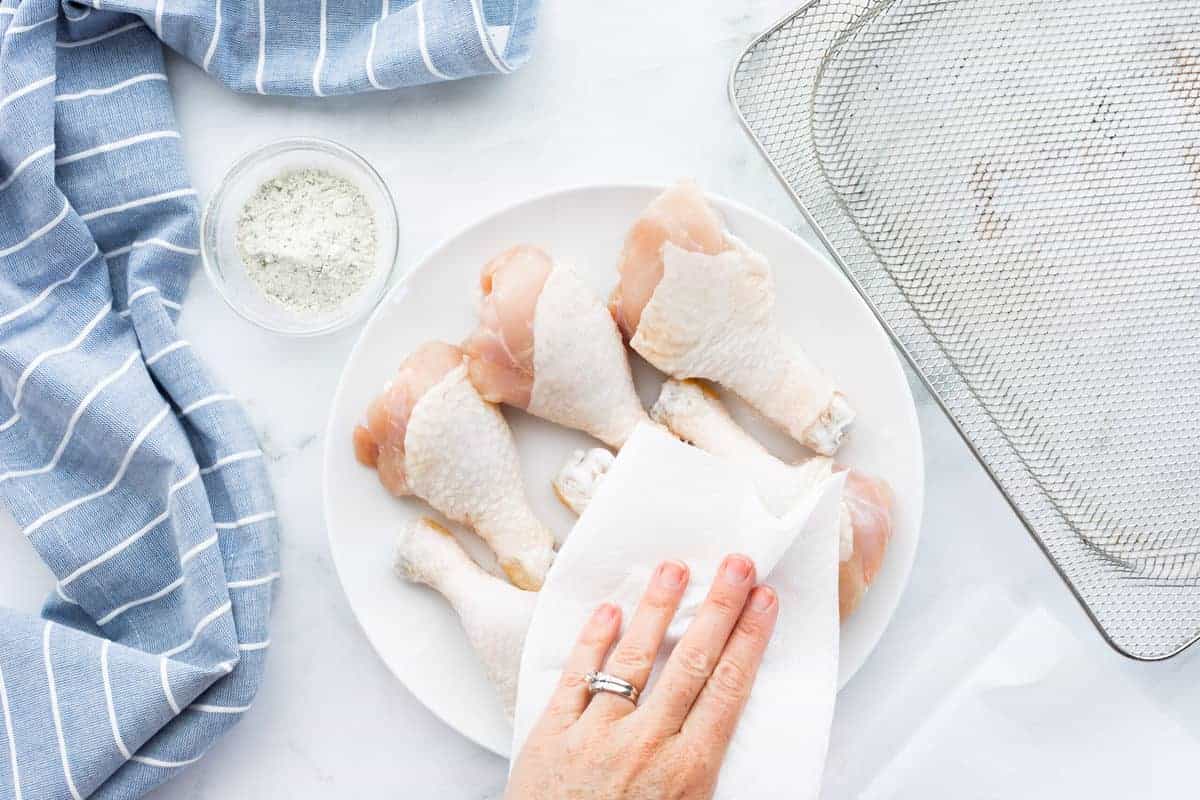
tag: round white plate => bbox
[323,184,924,757]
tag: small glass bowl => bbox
[201,137,399,336]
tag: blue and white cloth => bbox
[0,1,537,797]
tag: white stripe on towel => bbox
[0,664,22,800]
[0,244,98,326]
[153,0,163,36]
[0,350,140,484]
[62,5,89,21]
[145,339,190,366]
[180,534,218,565]
[5,15,56,34]
[55,72,166,102]
[227,572,280,589]
[124,286,177,306]
[101,641,132,759]
[54,584,77,605]
[56,21,141,48]
[159,657,179,714]
[97,575,185,625]
[0,197,68,258]
[469,0,508,73]
[416,0,449,80]
[79,188,196,222]
[105,237,198,258]
[117,292,182,318]
[126,286,166,304]
[202,0,221,71]
[255,0,266,94]
[239,640,270,652]
[56,131,179,166]
[0,299,112,433]
[312,0,327,96]
[23,405,171,536]
[131,754,203,769]
[44,624,83,800]
[0,144,55,193]
[214,510,276,530]
[160,602,232,658]
[191,704,251,714]
[58,467,199,586]
[200,449,263,475]
[180,393,233,415]
[0,75,55,114]
[365,0,389,89]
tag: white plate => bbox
[323,184,924,757]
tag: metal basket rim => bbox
[726,0,1200,662]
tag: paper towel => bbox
[512,424,845,799]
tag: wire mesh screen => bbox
[732,0,1200,659]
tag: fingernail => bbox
[657,560,688,588]
[722,555,753,584]
[594,603,619,624]
[749,586,777,612]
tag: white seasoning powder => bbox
[236,168,377,313]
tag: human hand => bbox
[505,554,779,800]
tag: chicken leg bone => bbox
[395,517,537,718]
[553,447,616,515]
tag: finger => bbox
[538,603,622,732]
[585,560,689,721]
[680,585,778,750]
[639,554,756,733]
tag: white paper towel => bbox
[513,424,845,799]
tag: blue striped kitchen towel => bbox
[0,1,538,798]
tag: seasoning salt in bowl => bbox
[201,138,399,336]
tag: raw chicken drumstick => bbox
[464,244,650,448]
[395,517,536,718]
[554,379,893,618]
[353,341,557,590]
[610,180,854,455]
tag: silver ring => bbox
[585,670,640,705]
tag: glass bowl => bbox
[201,137,399,336]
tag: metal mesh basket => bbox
[731,0,1200,659]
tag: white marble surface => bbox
[3,1,1200,797]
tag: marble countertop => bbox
[3,1,1199,797]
